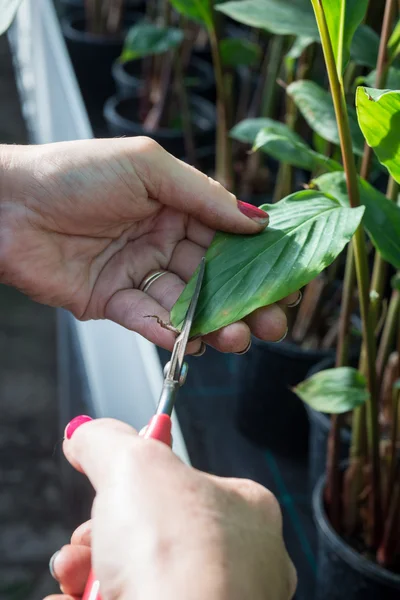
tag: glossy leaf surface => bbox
[216,0,319,39]
[121,24,184,62]
[253,127,342,173]
[314,172,400,269]
[288,80,364,155]
[356,86,400,184]
[171,192,364,336]
[319,0,369,75]
[294,367,368,413]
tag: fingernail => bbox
[274,328,288,343]
[287,291,302,308]
[192,342,206,357]
[49,550,60,581]
[237,200,269,225]
[65,415,93,440]
[234,339,252,355]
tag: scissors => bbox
[81,257,206,600]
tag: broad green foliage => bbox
[388,20,400,62]
[121,24,183,62]
[314,172,400,270]
[171,192,364,336]
[230,118,299,146]
[216,0,319,40]
[288,80,364,155]
[317,0,369,76]
[350,25,380,69]
[294,367,368,413]
[356,87,400,184]
[360,67,400,91]
[169,0,213,29]
[220,38,261,68]
[0,0,22,35]
[285,37,315,70]
[253,126,342,173]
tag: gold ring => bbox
[139,270,169,293]
[287,290,302,308]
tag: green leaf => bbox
[0,0,22,35]
[314,171,400,270]
[319,0,369,76]
[392,273,400,291]
[294,367,368,413]
[388,19,400,62]
[350,25,380,69]
[216,0,319,40]
[120,24,184,62]
[285,36,315,70]
[359,67,400,91]
[253,127,342,173]
[169,0,213,29]
[287,80,365,155]
[170,191,364,336]
[356,86,400,184]
[220,38,261,68]
[230,117,304,146]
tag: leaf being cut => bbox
[317,0,369,76]
[220,38,261,68]
[170,191,364,336]
[169,0,213,29]
[350,24,380,69]
[313,172,400,270]
[216,0,319,40]
[0,0,22,35]
[287,80,365,155]
[253,127,342,173]
[294,367,368,413]
[356,86,400,184]
[121,24,184,62]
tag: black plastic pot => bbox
[103,94,216,158]
[61,12,142,116]
[236,337,333,457]
[313,475,400,599]
[60,0,145,11]
[112,57,215,101]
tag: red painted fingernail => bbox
[237,200,269,225]
[65,415,93,440]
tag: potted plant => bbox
[61,0,143,118]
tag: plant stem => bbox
[359,0,396,180]
[260,36,285,119]
[311,0,381,546]
[377,289,400,381]
[174,52,197,168]
[208,26,232,190]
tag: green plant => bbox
[168,0,400,573]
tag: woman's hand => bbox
[0,138,298,354]
[45,417,297,600]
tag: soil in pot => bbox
[113,57,215,101]
[313,475,400,599]
[236,337,334,458]
[61,11,142,118]
[103,93,216,158]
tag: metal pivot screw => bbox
[163,361,189,386]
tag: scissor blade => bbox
[167,257,206,382]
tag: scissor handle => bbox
[81,414,173,600]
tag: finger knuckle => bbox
[133,136,163,156]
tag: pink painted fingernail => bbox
[237,200,269,225]
[65,415,93,440]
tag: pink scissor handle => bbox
[81,414,173,600]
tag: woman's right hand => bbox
[45,417,297,600]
